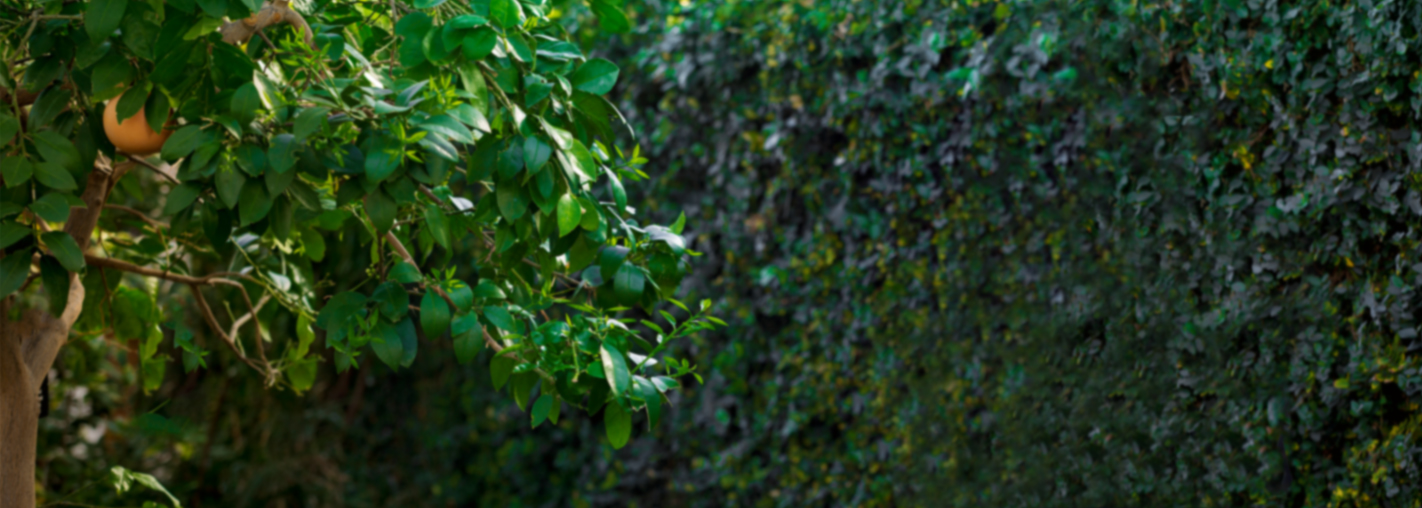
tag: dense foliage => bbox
[1,0,716,504]
[25,0,1422,506]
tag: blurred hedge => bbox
[38,0,1422,507]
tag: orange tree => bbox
[0,0,715,505]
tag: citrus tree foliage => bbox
[0,0,713,454]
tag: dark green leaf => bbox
[614,264,645,306]
[491,355,515,389]
[29,87,71,129]
[531,394,553,428]
[474,280,505,300]
[2,157,33,188]
[0,248,31,298]
[145,89,171,135]
[237,183,272,225]
[215,167,245,209]
[163,184,201,215]
[41,232,84,272]
[29,193,72,223]
[86,0,129,41]
[0,223,28,250]
[161,125,210,161]
[33,161,77,191]
[365,133,402,183]
[420,290,451,339]
[293,107,328,141]
[230,83,262,124]
[452,314,483,364]
[32,131,82,175]
[370,318,407,370]
[365,188,397,233]
[390,262,421,284]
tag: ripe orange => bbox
[103,91,173,156]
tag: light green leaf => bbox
[605,402,631,449]
[571,58,620,95]
[483,305,516,332]
[600,343,630,397]
[556,193,582,237]
[590,0,631,34]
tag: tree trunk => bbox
[0,306,40,508]
[0,165,113,507]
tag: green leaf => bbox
[161,184,201,215]
[293,107,328,141]
[446,281,474,312]
[483,305,516,332]
[365,134,402,183]
[423,204,450,249]
[531,394,553,428]
[419,115,474,145]
[268,134,298,174]
[496,179,528,221]
[0,248,31,298]
[301,228,326,261]
[671,212,687,234]
[461,28,499,61]
[608,172,627,210]
[571,59,620,95]
[370,318,407,370]
[230,83,262,124]
[414,0,445,8]
[420,290,451,339]
[491,355,515,389]
[599,245,629,278]
[511,371,537,411]
[2,157,33,188]
[286,358,318,393]
[215,167,245,209]
[452,313,483,364]
[238,184,272,225]
[604,402,631,449]
[474,280,505,300]
[614,264,645,306]
[145,90,171,136]
[86,0,129,41]
[30,87,72,129]
[590,0,631,34]
[578,197,601,231]
[524,135,551,173]
[29,193,72,223]
[41,232,84,272]
[390,262,422,284]
[0,114,18,147]
[556,194,582,237]
[0,223,28,250]
[33,161,77,191]
[365,188,397,233]
[371,281,409,322]
[115,84,149,124]
[265,159,297,195]
[161,125,210,161]
[33,131,82,175]
[489,0,522,28]
[599,343,630,397]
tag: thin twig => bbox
[119,154,180,184]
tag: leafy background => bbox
[32,0,1422,506]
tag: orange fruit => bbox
[103,91,173,156]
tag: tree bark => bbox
[0,166,111,508]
